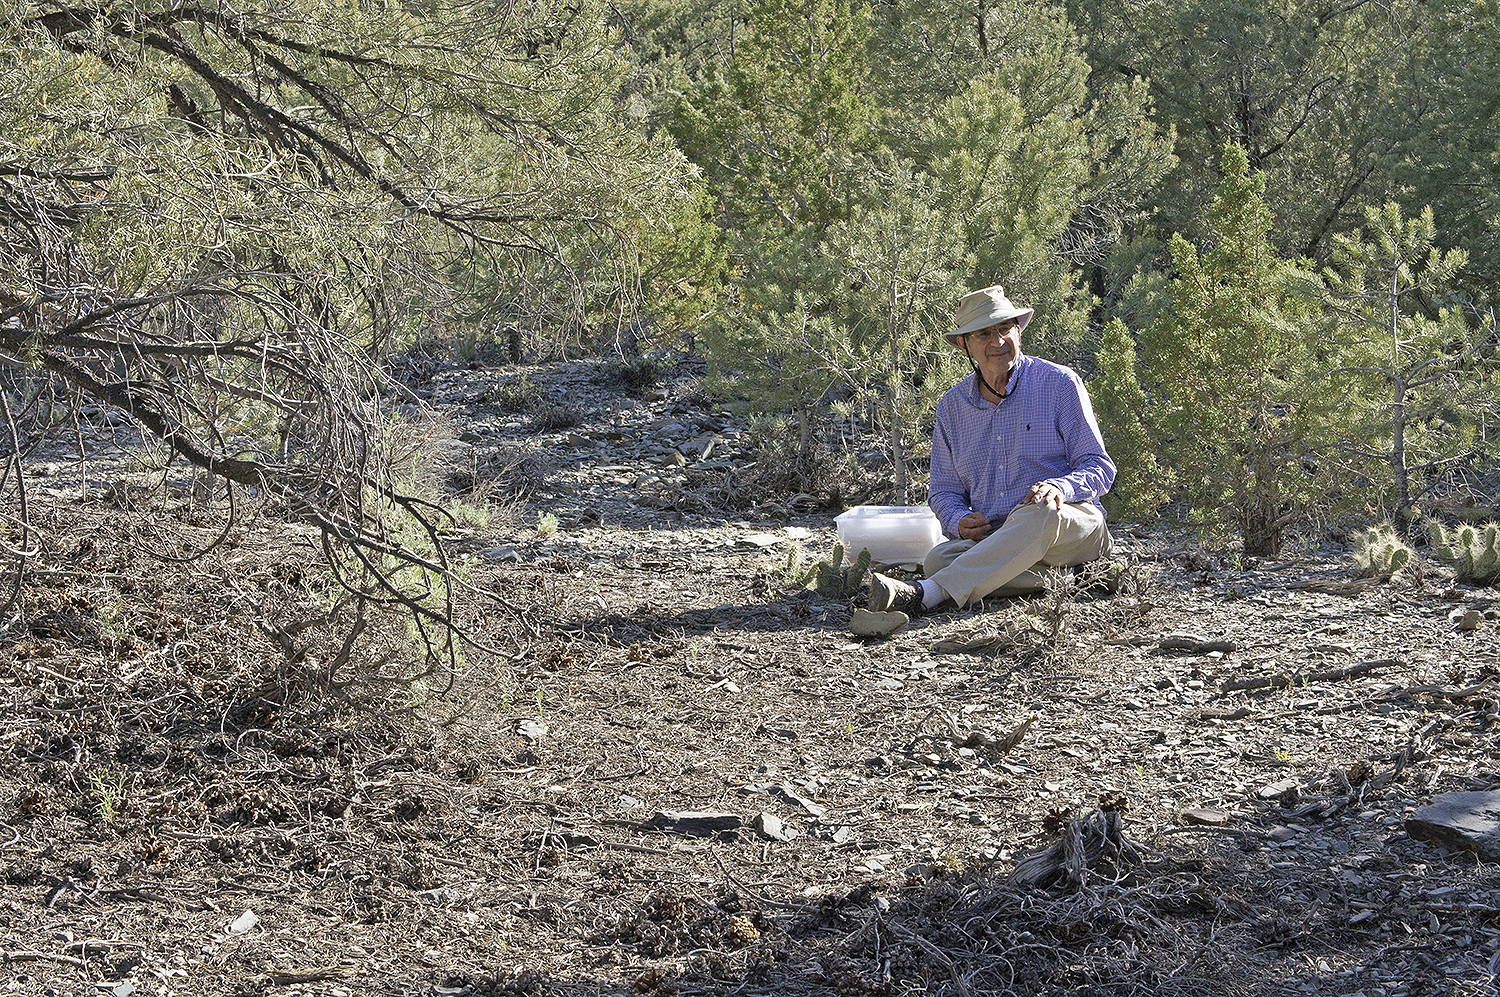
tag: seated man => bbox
[852,284,1116,636]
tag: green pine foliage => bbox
[1091,318,1173,521]
[668,0,875,233]
[1319,203,1499,528]
[1387,0,1500,303]
[665,0,1173,500]
[1065,0,1417,264]
[1137,144,1339,555]
[674,0,889,489]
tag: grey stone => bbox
[681,432,721,459]
[752,812,794,841]
[738,781,828,818]
[1258,778,1300,805]
[1405,791,1500,859]
[645,810,742,836]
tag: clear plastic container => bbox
[834,505,944,566]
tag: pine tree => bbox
[1140,143,1336,555]
[1320,203,1499,528]
[1387,0,1500,298]
[0,0,712,650]
[1091,318,1173,520]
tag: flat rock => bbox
[645,810,742,836]
[1181,807,1231,826]
[1405,791,1500,859]
[1257,778,1300,804]
[752,811,795,841]
[739,781,829,818]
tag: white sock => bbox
[919,580,947,610]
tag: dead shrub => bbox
[593,357,661,397]
[529,399,586,433]
[486,376,544,414]
[469,444,559,498]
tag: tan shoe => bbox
[849,608,909,637]
[868,573,922,615]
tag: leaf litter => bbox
[0,356,1496,997]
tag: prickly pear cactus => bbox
[1428,521,1500,584]
[1428,521,1457,561]
[845,547,872,594]
[1352,523,1415,579]
[805,542,873,596]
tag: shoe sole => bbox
[869,575,907,613]
[849,609,909,637]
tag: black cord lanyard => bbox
[967,355,1020,403]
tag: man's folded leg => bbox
[927,502,1110,607]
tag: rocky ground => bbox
[0,350,1497,997]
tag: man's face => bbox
[962,319,1023,383]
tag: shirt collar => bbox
[968,354,1026,406]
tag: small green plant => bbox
[488,376,542,414]
[593,357,660,397]
[800,541,871,597]
[95,597,135,648]
[86,771,127,825]
[443,498,492,530]
[537,511,559,538]
[1273,748,1294,763]
[1352,523,1416,579]
[1427,520,1500,584]
[931,852,965,876]
[772,544,806,587]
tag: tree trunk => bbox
[886,280,907,505]
[1241,499,1283,557]
[795,400,812,487]
[1387,259,1411,534]
[1391,373,1411,533]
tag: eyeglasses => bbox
[963,321,1020,344]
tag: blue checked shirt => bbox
[928,354,1116,539]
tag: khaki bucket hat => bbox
[944,284,1033,347]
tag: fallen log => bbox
[1221,658,1400,693]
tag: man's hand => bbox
[1022,481,1064,510]
[958,512,992,541]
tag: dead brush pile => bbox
[746,817,1239,997]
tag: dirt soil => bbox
[1,353,1498,997]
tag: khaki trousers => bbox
[924,502,1112,606]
